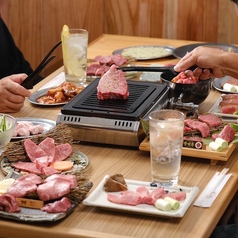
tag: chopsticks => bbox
[21,41,62,89]
[194,168,232,207]
[118,65,177,75]
[118,65,199,76]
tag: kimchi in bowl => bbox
[161,71,212,105]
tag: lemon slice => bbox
[61,25,70,68]
[62,24,70,37]
[0,178,15,194]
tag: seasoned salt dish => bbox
[0,114,16,149]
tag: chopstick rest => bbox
[194,168,232,208]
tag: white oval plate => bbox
[112,45,175,60]
[212,76,238,94]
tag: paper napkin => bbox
[194,168,232,208]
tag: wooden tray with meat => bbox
[0,123,92,222]
[139,114,238,165]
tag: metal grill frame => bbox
[61,78,169,121]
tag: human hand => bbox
[174,46,227,79]
[0,74,31,112]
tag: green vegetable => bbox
[229,123,238,132]
[209,141,223,152]
[140,118,149,136]
[164,197,180,210]
[155,198,172,211]
[0,115,11,132]
[215,138,228,150]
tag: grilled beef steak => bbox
[97,64,129,100]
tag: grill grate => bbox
[73,83,155,113]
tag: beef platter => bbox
[0,124,92,221]
[183,114,237,149]
[87,54,136,79]
[218,93,238,114]
[142,112,238,151]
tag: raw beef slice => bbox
[41,197,72,213]
[97,64,129,100]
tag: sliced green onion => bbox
[155,198,172,211]
[215,138,228,150]
[164,197,180,210]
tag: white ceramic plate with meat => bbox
[28,88,67,106]
[212,76,238,94]
[83,175,199,218]
[209,95,238,118]
[112,45,174,60]
[12,118,56,140]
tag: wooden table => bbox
[0,34,237,238]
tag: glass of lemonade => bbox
[149,110,185,186]
[61,28,88,86]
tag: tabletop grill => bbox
[57,78,170,147]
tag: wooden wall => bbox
[2,0,238,77]
[4,0,104,76]
[104,0,238,43]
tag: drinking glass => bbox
[61,28,88,86]
[0,114,16,155]
[149,109,185,186]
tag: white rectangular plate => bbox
[83,175,199,218]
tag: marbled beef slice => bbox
[198,114,222,127]
[184,119,210,138]
[97,64,129,100]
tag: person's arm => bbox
[174,46,238,79]
[219,52,238,78]
[0,74,31,113]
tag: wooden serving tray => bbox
[139,136,237,165]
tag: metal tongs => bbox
[21,41,62,89]
[118,65,198,77]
